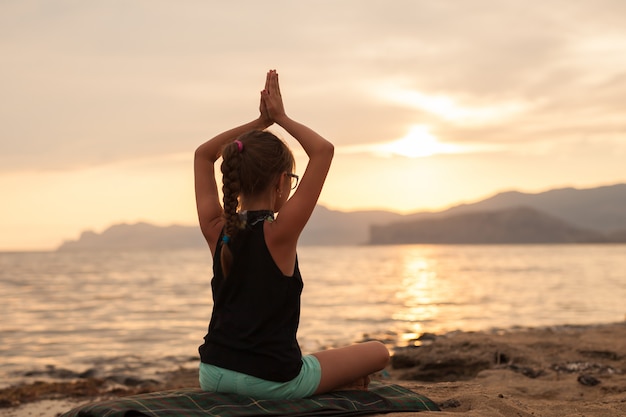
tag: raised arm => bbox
[195,115,271,253]
[262,70,334,243]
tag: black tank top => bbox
[199,210,304,382]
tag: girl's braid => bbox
[220,141,243,276]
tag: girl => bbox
[194,70,389,399]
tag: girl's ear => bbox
[275,172,286,191]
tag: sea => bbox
[1,244,625,389]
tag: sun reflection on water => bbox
[392,249,442,345]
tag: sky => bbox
[1,0,625,251]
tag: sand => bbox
[2,322,625,417]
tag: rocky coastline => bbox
[2,322,625,416]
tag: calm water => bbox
[1,245,625,388]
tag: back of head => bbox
[219,130,294,276]
[222,130,294,198]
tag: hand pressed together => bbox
[261,70,287,123]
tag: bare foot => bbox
[333,375,371,392]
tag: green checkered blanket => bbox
[60,383,440,416]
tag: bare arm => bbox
[262,70,334,244]
[273,115,334,229]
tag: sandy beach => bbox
[2,322,625,417]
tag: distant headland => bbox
[57,183,626,250]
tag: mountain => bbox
[57,206,402,251]
[436,183,626,233]
[369,206,606,244]
[368,183,626,244]
[57,223,206,251]
[57,183,626,250]
[299,205,405,245]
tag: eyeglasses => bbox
[285,173,299,190]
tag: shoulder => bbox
[263,220,298,277]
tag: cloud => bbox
[1,0,626,173]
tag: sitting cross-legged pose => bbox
[194,70,389,399]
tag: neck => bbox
[240,191,277,212]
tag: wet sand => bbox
[2,322,625,417]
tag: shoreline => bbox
[2,321,625,416]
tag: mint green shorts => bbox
[199,355,321,399]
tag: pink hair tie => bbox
[234,140,244,153]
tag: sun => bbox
[375,125,461,158]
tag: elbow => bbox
[308,141,334,162]
[193,148,204,167]
[194,145,207,159]
[194,146,202,160]
[316,142,334,165]
[195,145,218,164]
[322,141,334,159]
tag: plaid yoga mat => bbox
[60,383,440,416]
